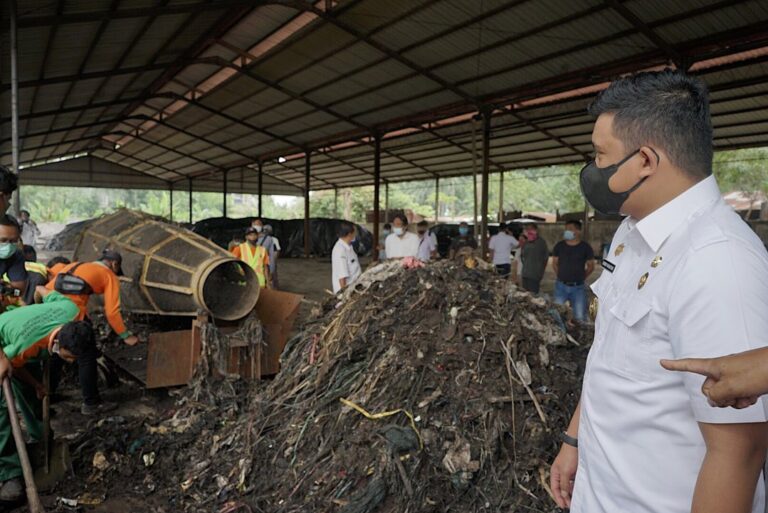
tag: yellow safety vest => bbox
[238,242,268,287]
[25,261,48,277]
[3,261,48,282]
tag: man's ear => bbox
[637,146,661,178]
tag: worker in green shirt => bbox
[0,287,93,503]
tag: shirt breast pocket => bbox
[608,295,655,382]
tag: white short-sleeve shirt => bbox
[572,176,768,513]
[417,234,437,262]
[331,239,361,293]
[488,232,519,265]
[385,231,419,259]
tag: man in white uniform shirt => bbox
[488,223,519,276]
[549,70,768,513]
[416,220,437,262]
[331,221,361,294]
[385,214,419,259]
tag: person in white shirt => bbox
[550,70,768,513]
[487,223,519,276]
[331,221,361,294]
[264,224,281,289]
[416,220,437,262]
[19,210,40,247]
[385,214,419,259]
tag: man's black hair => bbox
[0,166,18,194]
[0,214,21,232]
[19,210,30,217]
[565,219,583,230]
[588,69,712,178]
[417,220,429,228]
[383,223,391,230]
[57,321,96,357]
[459,221,469,226]
[47,256,71,268]
[525,222,538,230]
[22,245,36,262]
[338,221,355,238]
[393,214,408,225]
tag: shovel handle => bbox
[43,360,50,474]
[3,378,45,513]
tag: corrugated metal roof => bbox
[1,0,767,196]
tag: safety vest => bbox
[238,242,268,287]
[2,261,48,282]
[25,261,48,277]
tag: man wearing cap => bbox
[46,249,138,415]
[232,227,270,288]
[0,287,92,503]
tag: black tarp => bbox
[192,217,373,258]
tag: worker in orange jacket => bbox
[232,227,271,288]
[46,249,138,416]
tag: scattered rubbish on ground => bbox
[48,260,590,512]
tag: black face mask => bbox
[579,149,647,215]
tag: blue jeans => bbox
[554,280,587,321]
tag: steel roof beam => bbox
[93,5,253,151]
[603,0,685,68]
[221,0,528,139]
[32,0,122,160]
[10,1,258,27]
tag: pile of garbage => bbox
[57,261,590,512]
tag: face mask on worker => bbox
[563,230,576,241]
[0,242,16,260]
[459,227,469,236]
[383,229,391,236]
[252,224,263,233]
[580,149,651,215]
[393,227,404,236]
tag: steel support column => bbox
[222,169,228,218]
[384,181,389,225]
[304,151,311,258]
[334,187,339,218]
[373,135,381,261]
[188,177,193,224]
[498,171,504,222]
[10,0,21,214]
[480,109,491,257]
[434,177,440,222]
[257,161,263,218]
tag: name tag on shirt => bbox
[601,259,616,273]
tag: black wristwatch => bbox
[561,432,578,448]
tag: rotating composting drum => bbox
[74,210,259,320]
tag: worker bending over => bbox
[0,288,91,503]
[46,249,138,415]
[232,227,270,288]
